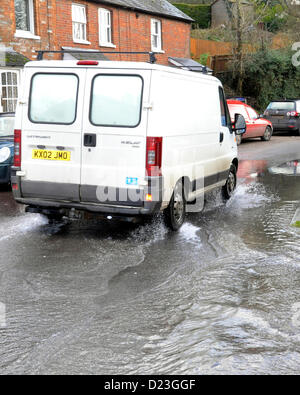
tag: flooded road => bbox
[0,136,300,375]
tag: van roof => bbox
[25,60,219,82]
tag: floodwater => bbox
[0,137,300,375]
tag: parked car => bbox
[0,112,15,184]
[12,59,246,230]
[263,99,300,135]
[227,100,273,145]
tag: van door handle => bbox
[219,132,224,143]
[84,134,97,147]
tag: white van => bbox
[12,60,246,230]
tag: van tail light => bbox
[289,111,299,117]
[146,137,163,177]
[14,129,22,168]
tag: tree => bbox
[280,0,300,40]
[229,0,273,94]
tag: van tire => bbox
[261,126,272,141]
[222,164,237,200]
[163,180,186,231]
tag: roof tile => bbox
[93,0,193,22]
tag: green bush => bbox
[221,48,300,112]
[173,4,211,29]
[242,49,300,111]
[199,53,210,66]
[256,3,288,33]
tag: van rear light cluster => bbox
[287,111,299,117]
[146,137,163,177]
[14,129,22,168]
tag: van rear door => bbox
[80,69,151,206]
[20,67,86,201]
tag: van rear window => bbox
[29,73,79,124]
[90,75,143,128]
[267,102,295,111]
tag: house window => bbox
[1,71,19,113]
[14,0,35,34]
[151,19,162,52]
[98,8,115,47]
[72,4,88,43]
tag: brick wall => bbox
[0,0,58,60]
[56,0,191,64]
[0,0,191,65]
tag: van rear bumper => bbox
[11,173,163,216]
[14,197,161,216]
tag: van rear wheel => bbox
[222,164,237,200]
[163,180,186,231]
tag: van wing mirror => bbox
[232,113,246,135]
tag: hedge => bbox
[242,48,300,111]
[221,48,300,112]
[173,4,211,29]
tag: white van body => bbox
[12,60,239,228]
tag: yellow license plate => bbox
[32,149,71,161]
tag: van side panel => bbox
[147,71,225,203]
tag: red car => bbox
[227,100,273,145]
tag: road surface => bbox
[0,136,300,375]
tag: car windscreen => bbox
[267,102,296,111]
[90,75,143,128]
[29,73,79,124]
[0,116,14,137]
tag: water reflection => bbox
[0,156,300,374]
[237,160,267,183]
[269,160,300,176]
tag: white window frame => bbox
[98,8,116,48]
[72,4,90,45]
[0,70,20,113]
[151,19,164,53]
[14,0,40,40]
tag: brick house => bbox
[0,0,193,112]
